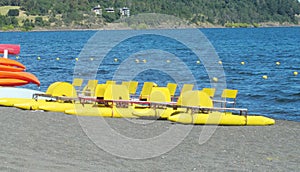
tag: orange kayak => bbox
[0,71,40,86]
[0,58,26,69]
[0,44,20,55]
[0,79,29,86]
[0,64,24,72]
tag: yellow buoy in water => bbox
[90,58,94,61]
[16,56,19,59]
[37,56,41,60]
[75,58,79,61]
[212,77,218,82]
[135,59,139,63]
[276,62,280,65]
[294,71,298,76]
[143,59,147,63]
[56,57,60,60]
[241,61,245,65]
[114,58,118,62]
[218,61,222,65]
[262,75,268,79]
[166,60,170,63]
[196,60,200,64]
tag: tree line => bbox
[1,0,300,30]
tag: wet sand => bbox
[0,106,299,171]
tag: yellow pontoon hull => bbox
[65,105,138,118]
[167,112,275,126]
[0,98,33,107]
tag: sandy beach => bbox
[0,106,299,171]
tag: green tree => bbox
[102,11,118,22]
[35,17,44,27]
[7,9,19,17]
[22,19,35,31]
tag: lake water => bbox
[0,27,299,122]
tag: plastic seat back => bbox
[106,80,116,85]
[149,87,171,103]
[72,78,83,87]
[221,89,238,107]
[221,89,238,99]
[122,81,138,95]
[177,90,212,108]
[139,82,154,101]
[95,84,107,98]
[104,84,130,101]
[202,88,216,98]
[121,81,130,88]
[167,83,177,97]
[82,80,98,96]
[128,81,138,95]
[180,84,194,96]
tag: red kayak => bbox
[0,78,29,86]
[0,58,26,69]
[0,44,40,87]
[0,71,40,86]
[0,44,20,55]
[0,64,24,72]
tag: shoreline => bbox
[1,22,300,32]
[0,106,299,171]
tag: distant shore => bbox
[1,22,300,32]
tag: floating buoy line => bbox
[14,56,298,80]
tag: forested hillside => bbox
[1,0,300,30]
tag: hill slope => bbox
[1,0,300,30]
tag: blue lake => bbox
[0,27,299,122]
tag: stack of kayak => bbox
[0,78,275,126]
[0,44,40,87]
